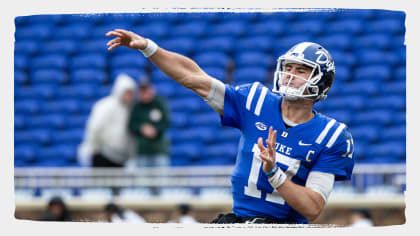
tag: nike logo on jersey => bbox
[298,140,312,146]
[255,122,267,131]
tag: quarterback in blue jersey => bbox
[106,29,355,224]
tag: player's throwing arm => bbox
[106,29,212,98]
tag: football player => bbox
[106,29,354,224]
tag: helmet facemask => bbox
[273,56,323,101]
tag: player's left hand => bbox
[258,126,277,173]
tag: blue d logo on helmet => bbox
[272,42,335,102]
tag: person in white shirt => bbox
[78,73,137,167]
[104,203,146,223]
[347,209,374,227]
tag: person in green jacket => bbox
[127,78,171,168]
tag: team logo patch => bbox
[255,122,267,131]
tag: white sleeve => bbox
[202,78,225,115]
[305,171,335,203]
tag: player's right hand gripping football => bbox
[258,127,278,173]
[106,29,148,51]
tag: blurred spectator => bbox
[347,209,374,227]
[168,203,199,223]
[126,77,170,168]
[78,74,137,167]
[39,196,72,221]
[104,202,146,223]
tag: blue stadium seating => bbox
[234,36,274,53]
[194,52,231,68]
[13,11,406,167]
[15,24,52,41]
[70,53,107,69]
[197,36,235,53]
[233,67,268,84]
[70,68,107,85]
[325,19,363,35]
[110,53,148,69]
[31,69,68,85]
[235,51,274,68]
[248,20,285,36]
[30,54,67,70]
[169,21,208,38]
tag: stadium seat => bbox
[197,36,235,53]
[110,68,146,82]
[160,37,195,55]
[328,50,356,67]
[30,85,57,100]
[169,21,208,38]
[207,21,246,37]
[109,53,148,69]
[380,125,406,142]
[365,141,406,160]
[176,127,215,143]
[350,125,380,143]
[235,51,274,68]
[133,22,169,40]
[14,115,26,130]
[354,65,391,81]
[342,81,379,97]
[66,114,88,129]
[188,112,221,127]
[56,84,98,100]
[39,40,78,55]
[331,9,376,21]
[169,113,188,128]
[247,20,285,36]
[233,67,268,84]
[14,40,39,55]
[353,34,391,50]
[353,110,393,126]
[380,81,405,95]
[36,144,77,166]
[53,23,92,40]
[288,20,324,36]
[322,110,352,125]
[70,68,107,85]
[194,52,231,68]
[41,100,82,114]
[334,65,351,81]
[234,36,274,53]
[356,50,399,67]
[15,100,41,115]
[201,66,228,82]
[325,19,363,35]
[77,39,109,54]
[154,82,178,98]
[29,114,68,129]
[366,96,406,111]
[14,70,28,86]
[30,54,67,70]
[54,129,85,145]
[395,66,406,81]
[317,34,351,51]
[31,69,68,85]
[14,53,28,71]
[168,97,202,113]
[93,13,141,25]
[364,19,405,35]
[322,96,364,111]
[170,142,202,162]
[91,23,132,39]
[215,128,241,143]
[14,144,38,165]
[15,24,52,41]
[275,34,313,54]
[69,53,107,69]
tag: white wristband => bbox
[139,39,158,58]
[268,167,287,189]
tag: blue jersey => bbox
[221,82,355,223]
